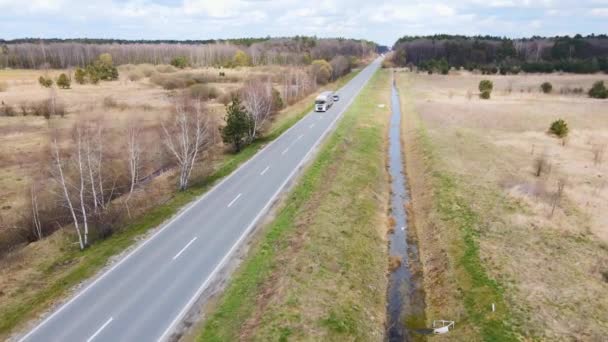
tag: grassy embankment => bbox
[398,71,608,341]
[197,69,392,341]
[0,70,360,340]
[397,73,517,341]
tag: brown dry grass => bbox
[388,255,402,272]
[399,70,608,340]
[0,64,312,230]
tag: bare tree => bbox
[592,142,606,166]
[74,127,90,246]
[30,184,43,241]
[161,99,215,190]
[241,77,273,143]
[550,177,567,218]
[51,138,86,249]
[126,120,142,196]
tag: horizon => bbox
[1,1,608,46]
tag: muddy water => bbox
[386,78,427,341]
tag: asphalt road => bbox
[18,57,382,342]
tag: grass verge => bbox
[397,73,516,341]
[0,69,361,340]
[197,69,391,341]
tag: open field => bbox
[397,71,608,340]
[196,69,391,341]
[0,63,361,340]
[0,63,356,239]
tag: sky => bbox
[0,0,607,46]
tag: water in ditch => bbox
[386,77,427,342]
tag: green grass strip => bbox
[198,70,379,342]
[415,123,517,341]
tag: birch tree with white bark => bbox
[126,120,142,197]
[241,77,273,143]
[161,99,215,190]
[51,138,86,249]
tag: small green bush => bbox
[57,73,71,89]
[170,56,189,69]
[588,81,608,99]
[541,82,553,94]
[38,76,53,88]
[480,90,491,99]
[549,119,569,138]
[479,80,493,93]
[232,51,251,67]
[74,68,87,84]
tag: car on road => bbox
[332,94,340,101]
[315,91,334,112]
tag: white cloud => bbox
[0,0,606,45]
[590,7,608,16]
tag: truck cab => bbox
[315,91,334,112]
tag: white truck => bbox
[314,91,335,112]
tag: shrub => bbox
[188,84,219,100]
[87,66,100,84]
[541,82,553,94]
[150,73,189,90]
[170,56,189,69]
[138,64,156,77]
[272,88,284,112]
[128,70,144,81]
[156,64,177,73]
[549,119,569,138]
[103,96,118,108]
[480,90,491,99]
[80,54,119,82]
[232,51,251,67]
[588,81,608,99]
[74,68,87,84]
[479,80,493,93]
[0,103,16,116]
[18,102,28,116]
[57,73,71,89]
[38,76,53,88]
[98,53,113,66]
[31,99,66,118]
[0,81,8,92]
[311,59,333,85]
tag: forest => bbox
[391,34,608,74]
[0,36,377,69]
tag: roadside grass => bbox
[198,69,390,341]
[397,73,516,341]
[0,69,361,340]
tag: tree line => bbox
[0,37,377,69]
[391,34,608,74]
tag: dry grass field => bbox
[398,71,608,340]
[0,64,333,234]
